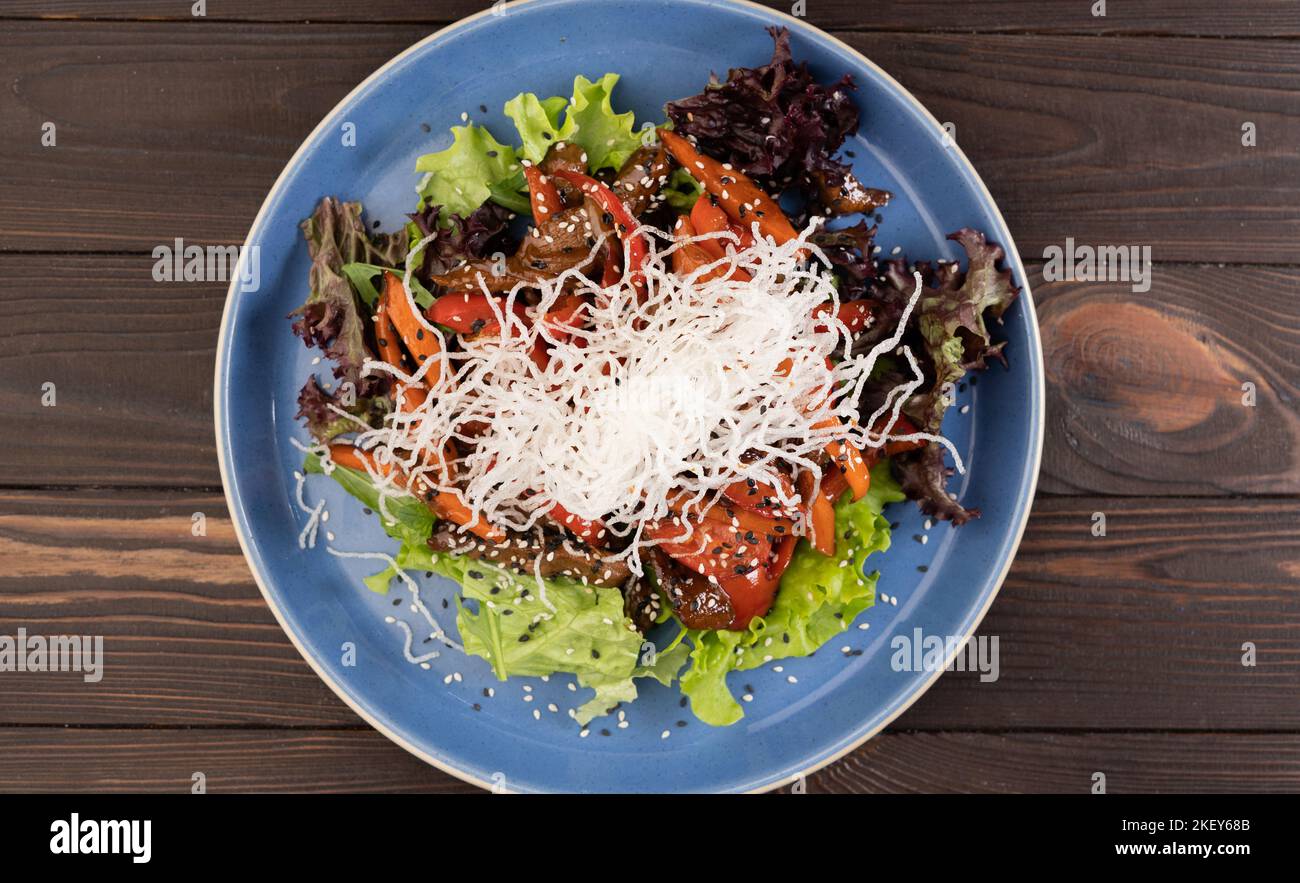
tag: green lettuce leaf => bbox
[662,167,704,211]
[399,543,688,726]
[304,452,687,724]
[565,73,642,172]
[504,93,573,164]
[303,453,434,549]
[414,125,520,219]
[678,461,905,726]
[502,74,642,174]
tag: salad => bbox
[288,28,1020,728]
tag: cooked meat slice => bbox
[429,523,630,588]
[648,548,734,631]
[622,573,660,634]
[430,197,614,293]
[610,143,671,218]
[813,169,891,216]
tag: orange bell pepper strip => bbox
[672,216,750,283]
[658,128,798,247]
[690,195,753,260]
[797,471,837,557]
[381,272,441,384]
[523,164,563,221]
[374,296,409,371]
[812,415,871,501]
[327,443,504,542]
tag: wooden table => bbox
[1,0,1297,793]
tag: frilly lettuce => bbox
[303,453,687,726]
[414,125,520,219]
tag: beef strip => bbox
[609,143,672,218]
[813,169,891,217]
[648,548,735,631]
[622,573,660,634]
[428,522,630,588]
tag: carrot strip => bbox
[327,443,504,542]
[381,272,441,384]
[797,471,837,557]
[658,128,798,247]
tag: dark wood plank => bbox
[1,22,1296,262]
[808,731,1300,793]
[0,488,356,726]
[0,255,223,488]
[894,495,1300,730]
[1030,265,1300,496]
[4,255,1296,494]
[2,488,1297,729]
[842,32,1300,265]
[4,0,1298,37]
[0,726,1295,793]
[0,728,472,793]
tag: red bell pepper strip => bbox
[426,290,520,337]
[813,299,875,334]
[539,294,588,343]
[551,169,648,291]
[644,512,774,587]
[547,502,610,549]
[720,472,797,520]
[880,414,928,456]
[658,128,799,247]
[522,164,562,221]
[716,533,797,629]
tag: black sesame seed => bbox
[517,633,529,641]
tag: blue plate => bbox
[215,0,1043,793]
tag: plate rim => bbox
[213,0,1045,794]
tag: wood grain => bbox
[807,731,1300,794]
[0,726,1296,793]
[1,488,1296,730]
[1030,265,1300,496]
[1,22,1296,261]
[3,0,1298,37]
[0,255,223,488]
[3,255,1296,495]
